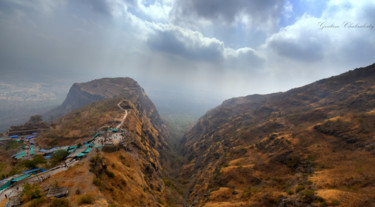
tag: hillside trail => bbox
[0,100,130,204]
[116,100,129,129]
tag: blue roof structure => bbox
[22,168,44,175]
[0,179,12,191]
[75,153,86,158]
[12,174,31,182]
[83,147,92,153]
[14,151,26,159]
[26,136,34,140]
[30,145,34,155]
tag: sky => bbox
[0,0,374,103]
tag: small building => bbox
[47,186,69,198]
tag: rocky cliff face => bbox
[48,78,163,124]
[180,63,375,206]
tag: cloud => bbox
[266,0,375,65]
[147,26,224,62]
[266,15,327,62]
[79,0,112,16]
[172,0,287,31]
[147,25,265,71]
[0,0,374,104]
[0,0,64,14]
[225,48,264,69]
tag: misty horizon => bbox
[1,0,375,132]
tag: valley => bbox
[1,64,375,207]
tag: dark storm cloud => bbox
[173,0,286,28]
[147,28,224,62]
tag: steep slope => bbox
[181,63,375,206]
[47,78,160,120]
[31,78,184,206]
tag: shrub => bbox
[22,183,43,202]
[77,193,95,205]
[295,184,305,193]
[121,178,127,186]
[49,198,70,207]
[22,155,47,169]
[287,189,294,195]
[242,186,259,199]
[303,189,315,201]
[105,170,115,178]
[304,189,315,196]
[50,150,69,166]
[28,197,46,207]
[93,177,102,186]
[329,199,340,206]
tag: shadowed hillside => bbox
[180,63,375,206]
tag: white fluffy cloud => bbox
[264,0,375,71]
[146,25,265,72]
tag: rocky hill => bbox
[24,78,185,206]
[48,78,162,124]
[180,63,375,206]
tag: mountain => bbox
[29,78,185,206]
[180,63,375,206]
[47,78,152,118]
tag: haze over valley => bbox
[0,0,375,206]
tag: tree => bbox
[50,150,69,166]
[22,155,46,169]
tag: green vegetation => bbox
[22,155,46,169]
[77,193,95,205]
[303,189,315,199]
[0,162,6,171]
[287,189,294,195]
[50,150,69,166]
[22,183,43,202]
[163,176,183,195]
[93,177,102,186]
[28,197,46,207]
[105,170,115,178]
[4,140,24,150]
[329,199,340,206]
[121,178,127,186]
[242,186,259,199]
[295,184,305,193]
[49,198,70,207]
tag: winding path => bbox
[0,100,130,203]
[116,100,129,129]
